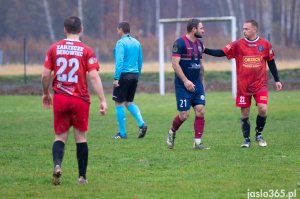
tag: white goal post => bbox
[158,16,237,97]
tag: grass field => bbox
[0,92,299,199]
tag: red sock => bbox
[194,116,205,139]
[171,115,184,133]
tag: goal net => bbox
[158,16,237,97]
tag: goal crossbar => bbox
[158,16,237,97]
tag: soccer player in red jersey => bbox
[41,16,107,185]
[204,19,282,148]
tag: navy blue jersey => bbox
[172,35,204,86]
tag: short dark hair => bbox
[245,19,258,29]
[187,18,201,33]
[64,16,81,34]
[118,22,130,34]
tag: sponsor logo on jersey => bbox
[243,56,262,68]
[248,44,257,47]
[198,46,202,53]
[258,45,264,52]
[188,63,201,69]
[172,45,178,53]
[56,45,84,57]
[88,57,97,64]
[269,49,273,55]
[225,44,231,50]
[260,96,267,101]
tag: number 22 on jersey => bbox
[56,57,79,83]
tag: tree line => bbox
[0,0,299,64]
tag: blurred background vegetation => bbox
[0,0,299,65]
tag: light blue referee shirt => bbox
[114,34,143,80]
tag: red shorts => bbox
[236,91,268,108]
[53,94,90,134]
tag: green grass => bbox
[0,91,299,199]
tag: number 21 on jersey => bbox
[56,57,79,83]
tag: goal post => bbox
[158,16,237,97]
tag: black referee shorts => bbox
[112,73,139,103]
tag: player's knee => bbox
[258,108,267,116]
[179,111,189,121]
[258,105,267,116]
[55,132,68,143]
[74,129,87,143]
[196,109,205,117]
[75,135,87,143]
[194,105,205,117]
[241,107,250,118]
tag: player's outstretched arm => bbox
[203,48,226,57]
[89,70,108,115]
[267,59,282,91]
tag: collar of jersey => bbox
[64,38,81,42]
[121,34,130,38]
[244,36,259,43]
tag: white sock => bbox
[195,138,201,145]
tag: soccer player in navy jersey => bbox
[42,16,107,185]
[204,19,282,148]
[166,18,208,150]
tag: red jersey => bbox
[222,37,275,96]
[44,39,99,103]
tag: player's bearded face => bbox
[195,23,204,38]
[194,32,202,38]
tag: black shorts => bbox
[112,73,139,103]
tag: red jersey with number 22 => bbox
[44,39,99,103]
[222,37,275,96]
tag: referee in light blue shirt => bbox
[112,21,147,139]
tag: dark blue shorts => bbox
[175,83,205,111]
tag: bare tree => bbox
[296,0,300,45]
[261,0,272,39]
[119,0,124,22]
[43,0,55,42]
[217,0,229,36]
[286,0,293,45]
[78,0,83,36]
[226,0,235,16]
[239,0,246,27]
[291,0,299,46]
[155,0,160,38]
[145,1,152,37]
[280,0,286,46]
[175,0,182,39]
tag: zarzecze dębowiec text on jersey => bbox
[44,39,99,103]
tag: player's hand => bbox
[99,101,107,116]
[42,93,52,109]
[184,80,195,92]
[275,82,282,91]
[113,80,119,87]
